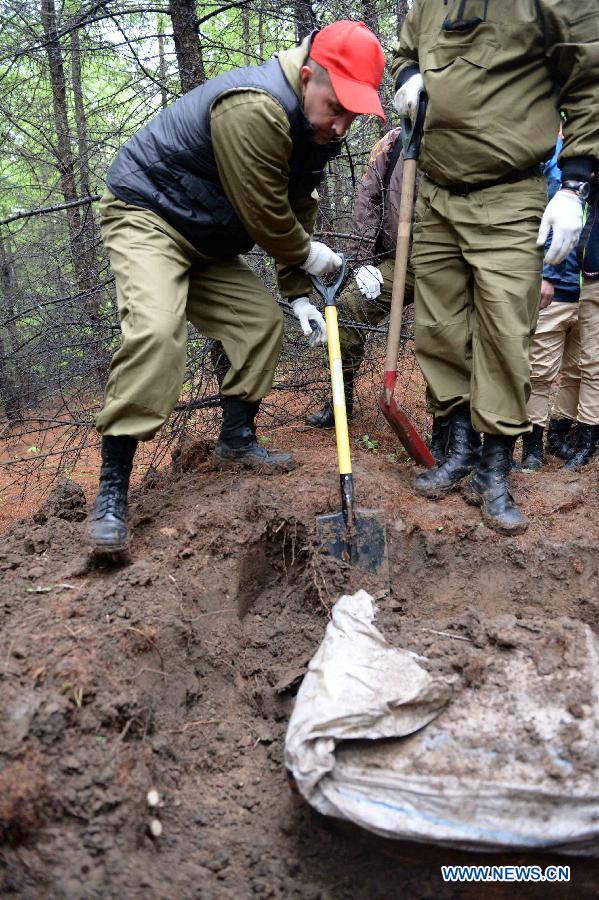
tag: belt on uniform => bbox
[425,165,542,197]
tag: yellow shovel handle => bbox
[325,305,352,476]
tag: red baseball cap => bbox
[310,20,386,121]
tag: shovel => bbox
[311,257,388,582]
[379,93,435,469]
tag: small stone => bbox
[148,818,162,838]
[568,703,584,719]
[146,788,160,807]
[255,724,274,744]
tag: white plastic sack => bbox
[285,590,599,855]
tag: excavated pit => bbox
[0,436,597,898]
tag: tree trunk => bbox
[258,8,264,60]
[362,0,379,36]
[158,18,169,108]
[69,25,101,316]
[0,235,23,427]
[168,0,205,93]
[242,5,251,65]
[41,0,96,307]
[396,0,410,36]
[293,0,314,42]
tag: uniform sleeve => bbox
[276,191,317,298]
[391,2,422,90]
[211,91,312,268]
[541,1,599,175]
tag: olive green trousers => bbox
[337,256,415,375]
[411,175,547,435]
[95,192,283,440]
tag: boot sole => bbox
[87,521,128,554]
[88,533,128,554]
[212,452,295,474]
[462,484,528,535]
[413,477,467,500]
[481,510,528,536]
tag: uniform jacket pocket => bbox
[422,40,497,132]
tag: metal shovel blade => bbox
[379,392,436,468]
[315,508,388,577]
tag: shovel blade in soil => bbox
[379,392,435,468]
[315,509,388,580]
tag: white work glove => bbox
[354,265,384,300]
[291,296,327,347]
[301,241,342,277]
[537,189,584,266]
[393,72,424,119]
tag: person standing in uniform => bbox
[521,134,584,470]
[88,21,386,552]
[392,0,599,534]
[543,180,599,471]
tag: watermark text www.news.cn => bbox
[441,865,570,883]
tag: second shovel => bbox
[379,94,435,469]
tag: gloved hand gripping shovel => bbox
[380,94,435,468]
[311,257,389,583]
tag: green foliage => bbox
[358,434,379,454]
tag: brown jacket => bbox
[349,128,416,262]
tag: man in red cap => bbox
[88,21,385,554]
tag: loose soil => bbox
[0,412,598,899]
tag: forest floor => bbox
[0,392,598,899]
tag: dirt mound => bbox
[0,434,597,898]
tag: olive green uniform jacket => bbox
[390,1,599,437]
[392,0,599,185]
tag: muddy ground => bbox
[0,419,598,899]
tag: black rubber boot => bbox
[546,417,574,459]
[521,424,544,470]
[429,415,450,467]
[413,407,481,498]
[306,371,355,429]
[463,434,528,535]
[564,423,599,471]
[306,403,335,428]
[214,397,295,472]
[88,435,138,551]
